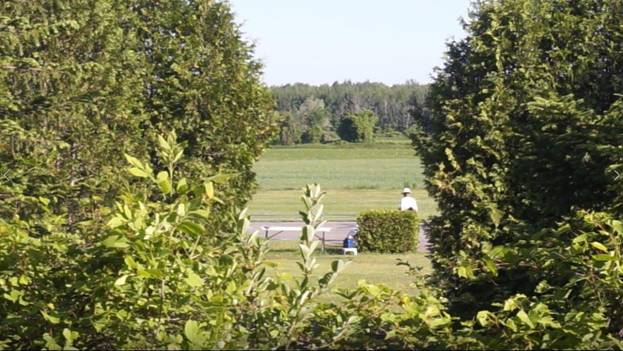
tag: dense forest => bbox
[270,81,429,144]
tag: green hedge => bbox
[356,210,419,253]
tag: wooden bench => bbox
[262,226,332,252]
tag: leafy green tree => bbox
[0,0,276,232]
[337,109,378,143]
[276,111,302,145]
[297,97,329,143]
[413,0,623,333]
[0,0,146,229]
[128,0,276,211]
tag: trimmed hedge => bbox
[356,210,419,253]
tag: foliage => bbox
[0,134,351,349]
[276,112,303,145]
[337,109,378,143]
[356,210,419,253]
[411,0,623,342]
[3,0,623,348]
[127,0,276,213]
[1,132,620,349]
[297,97,330,144]
[0,0,147,230]
[1,133,231,348]
[0,0,276,235]
[271,80,429,144]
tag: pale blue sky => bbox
[229,0,472,86]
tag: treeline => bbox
[270,81,428,144]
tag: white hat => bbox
[402,187,412,194]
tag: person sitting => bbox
[399,187,418,212]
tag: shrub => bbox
[0,133,351,349]
[356,210,419,253]
[321,130,341,144]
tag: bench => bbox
[342,247,358,255]
[262,226,332,252]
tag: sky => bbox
[229,0,472,86]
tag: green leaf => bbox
[592,254,613,261]
[476,311,493,327]
[177,203,186,217]
[590,242,609,252]
[205,182,214,199]
[107,216,125,229]
[178,221,204,236]
[156,171,172,194]
[124,154,143,168]
[128,167,150,178]
[177,178,189,193]
[484,258,498,276]
[189,209,211,219]
[62,328,78,345]
[157,134,170,151]
[102,235,129,249]
[185,271,203,288]
[43,333,62,351]
[611,220,623,235]
[184,320,206,346]
[41,311,60,324]
[114,275,129,286]
[517,310,535,328]
[331,259,348,273]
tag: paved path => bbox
[249,221,430,253]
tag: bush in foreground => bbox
[0,133,621,349]
[356,210,419,253]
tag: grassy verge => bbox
[265,240,430,296]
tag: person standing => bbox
[399,187,418,212]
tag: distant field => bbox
[249,142,437,220]
[250,188,436,220]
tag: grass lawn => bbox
[249,142,437,220]
[254,144,424,190]
[265,240,431,295]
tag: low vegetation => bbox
[356,210,419,253]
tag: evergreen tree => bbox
[129,0,275,211]
[0,0,146,227]
[413,0,623,327]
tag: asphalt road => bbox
[249,221,430,253]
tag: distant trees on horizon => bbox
[270,80,429,144]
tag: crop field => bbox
[249,142,438,220]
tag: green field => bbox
[249,142,437,220]
[265,241,430,295]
